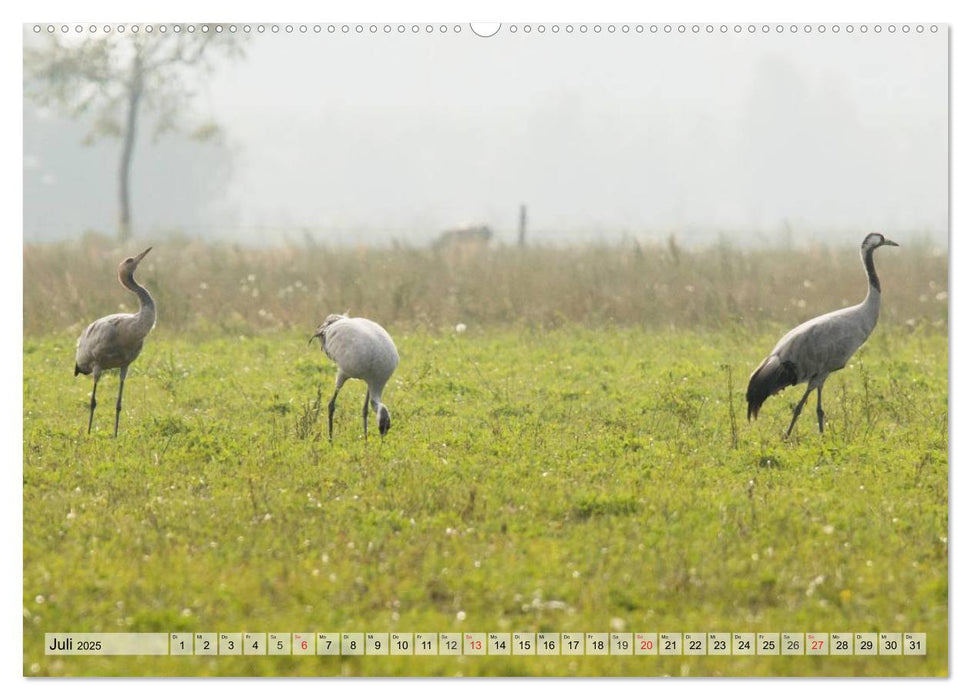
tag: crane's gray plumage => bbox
[747,232,899,436]
[310,313,399,441]
[75,247,156,437]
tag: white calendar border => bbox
[7,0,963,697]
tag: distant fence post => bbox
[518,203,527,247]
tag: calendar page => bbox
[22,20,948,678]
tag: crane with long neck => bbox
[75,247,156,437]
[746,233,899,437]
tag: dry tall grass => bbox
[23,236,947,337]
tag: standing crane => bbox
[746,233,899,437]
[309,313,399,441]
[74,247,156,437]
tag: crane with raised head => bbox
[746,232,899,437]
[309,313,399,441]
[75,247,156,437]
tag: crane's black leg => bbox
[327,376,346,442]
[785,385,814,438]
[114,365,128,438]
[87,374,100,434]
[816,386,825,433]
[362,389,370,441]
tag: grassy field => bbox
[23,241,948,676]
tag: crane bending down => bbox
[746,233,899,437]
[75,248,156,437]
[309,313,399,441]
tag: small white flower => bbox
[455,323,467,334]
[456,611,466,621]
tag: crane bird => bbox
[746,232,899,437]
[309,313,399,441]
[74,247,156,437]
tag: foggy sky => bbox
[23,25,948,246]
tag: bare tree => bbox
[24,28,245,241]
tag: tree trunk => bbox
[118,58,142,242]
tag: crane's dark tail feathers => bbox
[378,406,391,436]
[74,363,90,377]
[746,356,798,421]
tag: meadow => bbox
[23,238,948,676]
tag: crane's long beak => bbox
[134,247,152,263]
[883,239,900,247]
[308,332,322,346]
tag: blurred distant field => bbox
[23,239,948,676]
[23,236,947,335]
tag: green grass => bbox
[23,324,948,676]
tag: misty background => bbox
[23,25,948,247]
